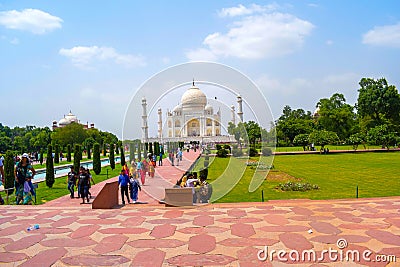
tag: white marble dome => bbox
[58,117,69,125]
[181,85,207,108]
[205,104,213,111]
[173,104,182,113]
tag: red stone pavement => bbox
[0,150,399,266]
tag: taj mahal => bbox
[142,81,244,144]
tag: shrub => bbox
[216,144,222,150]
[223,144,231,153]
[4,151,15,195]
[232,148,243,157]
[199,168,208,179]
[46,145,55,188]
[247,147,258,157]
[204,160,209,168]
[216,148,228,158]
[93,143,101,175]
[277,181,319,192]
[261,147,272,156]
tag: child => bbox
[130,176,141,203]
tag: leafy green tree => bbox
[54,144,60,164]
[0,136,12,153]
[347,133,366,150]
[51,123,88,147]
[93,143,101,175]
[109,144,115,170]
[73,144,81,172]
[308,130,339,150]
[357,78,400,128]
[293,134,310,151]
[316,93,355,140]
[46,145,55,188]
[67,144,72,162]
[275,105,314,145]
[84,137,95,160]
[244,121,261,147]
[30,130,51,151]
[366,124,398,149]
[4,151,15,195]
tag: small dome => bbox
[205,104,213,111]
[65,111,78,123]
[173,104,182,112]
[181,84,207,107]
[58,118,69,125]
[313,107,320,116]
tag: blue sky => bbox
[0,1,399,139]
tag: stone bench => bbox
[164,188,194,207]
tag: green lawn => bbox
[274,144,382,152]
[1,164,122,205]
[193,152,400,202]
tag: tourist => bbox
[14,153,36,205]
[136,159,142,183]
[122,163,129,176]
[169,151,174,166]
[118,169,130,205]
[196,175,212,203]
[129,175,141,203]
[67,166,76,198]
[158,151,163,166]
[148,162,155,178]
[141,159,148,184]
[87,169,95,198]
[78,166,90,204]
[178,149,183,162]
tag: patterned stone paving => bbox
[0,150,399,266]
[0,197,398,266]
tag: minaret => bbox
[231,105,236,125]
[141,97,148,142]
[237,95,243,122]
[157,107,163,139]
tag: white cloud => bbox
[362,22,400,48]
[218,3,278,17]
[186,5,314,60]
[59,46,146,68]
[0,8,62,34]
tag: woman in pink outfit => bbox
[140,159,148,185]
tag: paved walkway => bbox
[0,150,399,266]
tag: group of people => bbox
[168,148,183,166]
[67,166,95,204]
[117,153,163,204]
[175,172,212,203]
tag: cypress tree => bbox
[149,142,153,155]
[121,146,125,166]
[4,151,15,195]
[109,144,115,170]
[73,144,81,172]
[115,144,119,155]
[154,142,160,156]
[93,143,101,175]
[129,143,135,163]
[67,144,72,162]
[87,145,91,159]
[138,142,142,161]
[39,148,44,165]
[160,144,164,155]
[103,143,107,156]
[54,144,60,164]
[144,142,148,158]
[46,145,55,188]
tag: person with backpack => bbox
[118,169,130,205]
[14,153,36,205]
